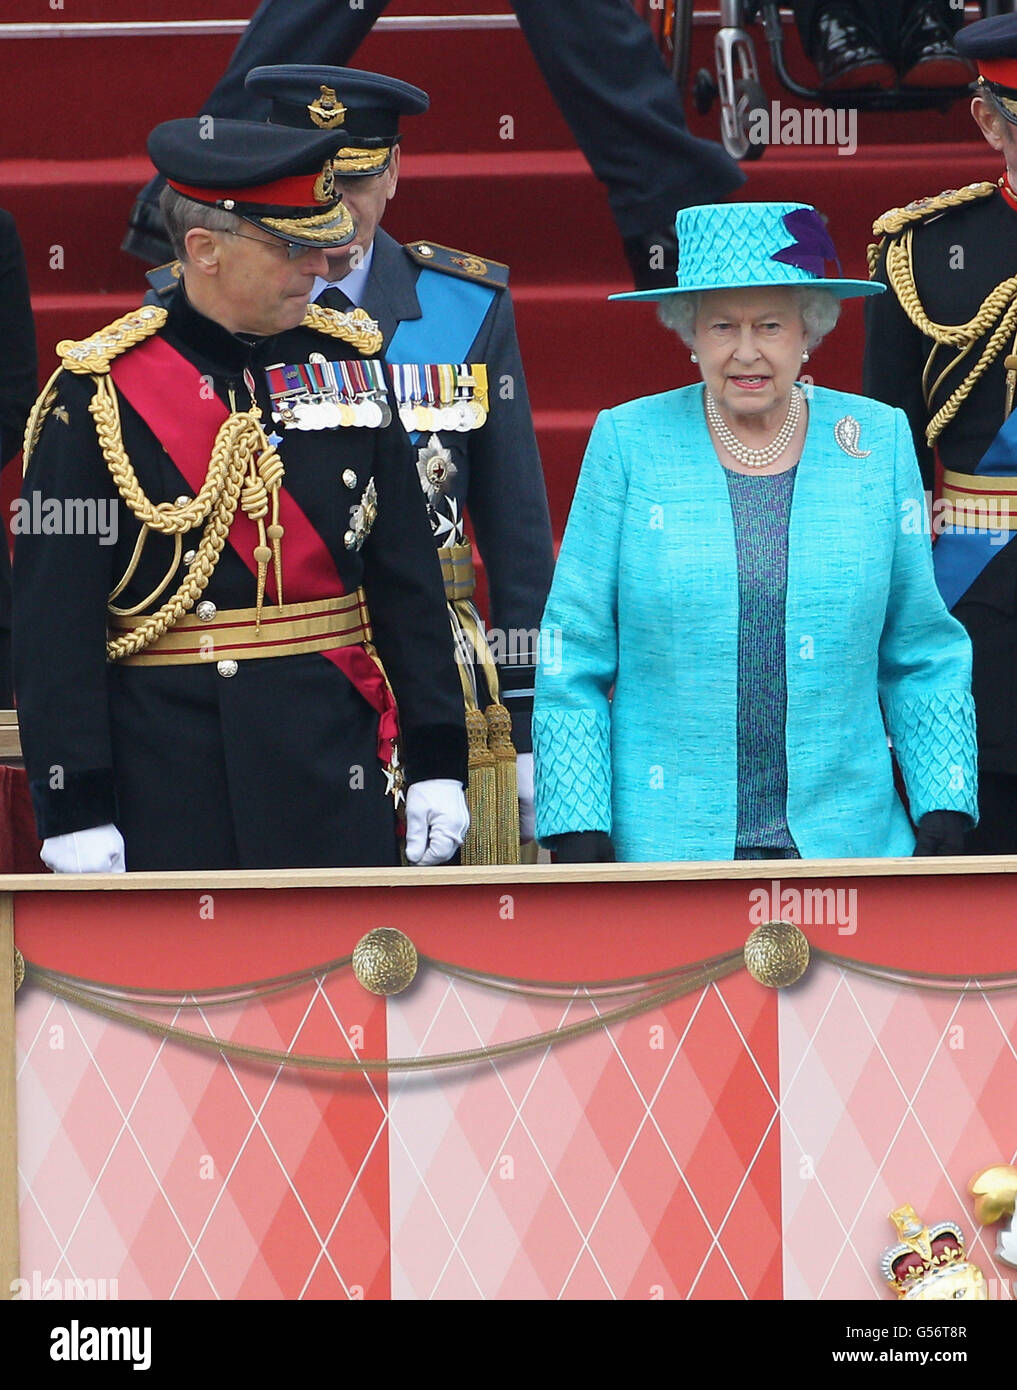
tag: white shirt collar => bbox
[312,240,375,309]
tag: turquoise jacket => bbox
[533,384,978,861]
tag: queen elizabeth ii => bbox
[533,200,978,862]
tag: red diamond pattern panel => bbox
[16,976,389,1300]
[780,965,1017,1301]
[386,968,781,1300]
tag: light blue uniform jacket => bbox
[533,384,978,861]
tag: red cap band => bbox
[167,172,328,209]
[977,57,1017,90]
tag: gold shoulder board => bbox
[404,240,509,289]
[57,306,168,376]
[871,182,997,240]
[302,302,383,356]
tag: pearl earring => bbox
[690,352,698,364]
[802,350,810,362]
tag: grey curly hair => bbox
[657,286,841,351]
[159,183,245,261]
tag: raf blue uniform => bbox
[322,226,553,748]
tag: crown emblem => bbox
[308,85,346,130]
[312,157,336,204]
[880,1205,987,1301]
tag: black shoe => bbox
[811,3,895,91]
[121,188,173,267]
[623,226,678,291]
[898,1,975,89]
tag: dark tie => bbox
[317,285,354,312]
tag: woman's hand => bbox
[550,831,616,863]
[912,810,969,856]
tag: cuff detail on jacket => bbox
[885,690,979,825]
[402,722,469,788]
[30,767,118,840]
[533,707,612,840]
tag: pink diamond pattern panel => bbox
[16,974,390,1299]
[780,965,1017,1301]
[387,970,780,1300]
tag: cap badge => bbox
[308,85,347,130]
[312,157,337,205]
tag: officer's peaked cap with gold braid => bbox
[957,14,1017,124]
[246,65,429,177]
[149,117,356,248]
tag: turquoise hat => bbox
[610,200,884,302]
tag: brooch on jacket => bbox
[834,416,871,459]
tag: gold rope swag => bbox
[18,937,1017,1076]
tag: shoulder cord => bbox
[882,227,1017,446]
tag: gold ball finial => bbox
[13,947,25,993]
[352,928,418,996]
[744,920,810,988]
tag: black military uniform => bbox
[221,66,553,863]
[13,120,466,871]
[244,68,554,760]
[0,209,38,707]
[863,14,1017,852]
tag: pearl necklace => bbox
[705,385,803,469]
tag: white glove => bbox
[41,823,126,874]
[404,780,469,865]
[516,752,535,842]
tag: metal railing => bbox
[0,15,519,39]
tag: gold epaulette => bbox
[867,183,998,276]
[403,240,509,289]
[302,302,383,355]
[872,181,997,240]
[57,306,168,376]
[24,306,167,469]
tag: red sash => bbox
[110,336,399,763]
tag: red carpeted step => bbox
[3,140,1000,305]
[1,26,574,160]
[2,5,984,161]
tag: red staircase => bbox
[0,2,998,543]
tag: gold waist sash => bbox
[109,591,372,666]
[940,471,1017,530]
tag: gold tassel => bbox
[485,703,519,864]
[462,708,497,865]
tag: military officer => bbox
[241,65,554,862]
[864,13,1017,854]
[13,117,468,872]
[0,208,37,706]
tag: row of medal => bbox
[389,363,489,433]
[265,357,489,433]
[266,355,392,430]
